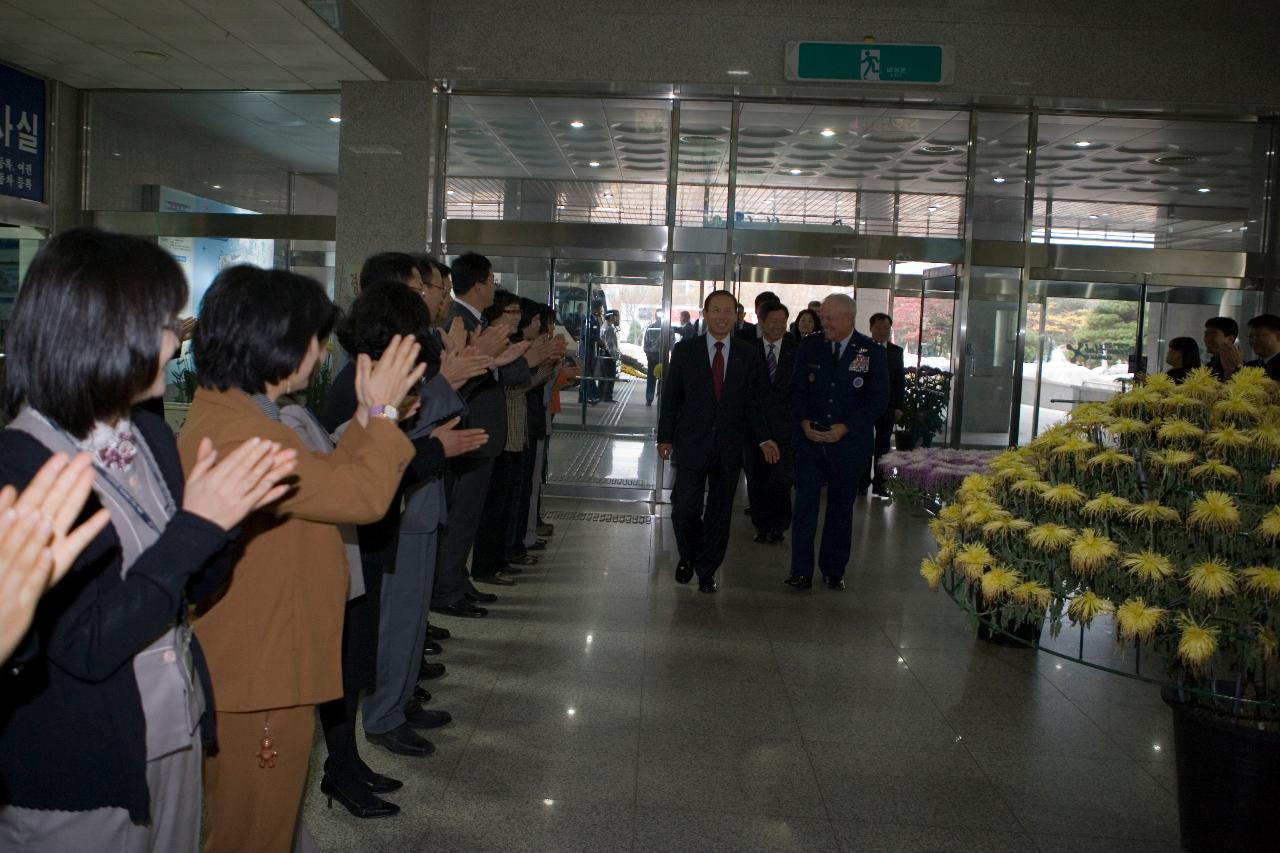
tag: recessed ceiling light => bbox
[603,192,613,199]
[1197,187,1211,193]
[1074,140,1092,148]
[820,128,836,137]
[556,204,566,209]
[328,115,341,123]
[726,69,751,76]
[1088,214,1100,219]
[920,144,958,155]
[589,161,600,168]
[570,120,585,128]
[211,184,221,189]
[927,205,939,211]
[131,49,170,62]
[789,168,802,175]
[992,176,1006,183]
[446,189,455,195]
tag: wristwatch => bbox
[369,404,399,422]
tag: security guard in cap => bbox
[786,293,888,590]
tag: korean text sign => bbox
[0,63,45,203]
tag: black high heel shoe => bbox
[320,774,400,819]
[359,770,403,795]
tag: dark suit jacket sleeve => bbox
[498,356,531,387]
[743,345,773,445]
[320,361,358,433]
[889,345,906,410]
[657,340,686,444]
[790,337,812,425]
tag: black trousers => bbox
[506,445,537,558]
[745,442,794,535]
[432,454,494,607]
[670,451,741,581]
[601,359,618,401]
[473,450,522,576]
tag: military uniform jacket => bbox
[790,331,890,448]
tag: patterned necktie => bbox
[766,343,777,381]
[712,341,725,400]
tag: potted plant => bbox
[919,366,1280,852]
[896,366,952,450]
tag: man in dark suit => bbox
[787,294,889,591]
[745,300,797,543]
[1203,316,1242,380]
[863,312,905,498]
[1245,314,1280,381]
[431,252,554,617]
[735,290,779,341]
[658,290,779,593]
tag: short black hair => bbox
[3,227,187,437]
[195,266,338,394]
[869,312,892,326]
[409,253,438,284]
[759,300,789,321]
[451,252,492,296]
[360,251,419,288]
[518,297,545,333]
[1205,316,1239,339]
[337,280,433,361]
[706,290,737,311]
[1247,313,1280,334]
[1167,336,1201,367]
[753,291,779,308]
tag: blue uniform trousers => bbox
[790,438,871,579]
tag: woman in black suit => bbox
[0,228,294,852]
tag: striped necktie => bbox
[766,342,777,381]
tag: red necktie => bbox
[712,341,725,400]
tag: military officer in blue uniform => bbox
[786,294,889,590]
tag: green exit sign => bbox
[786,41,954,85]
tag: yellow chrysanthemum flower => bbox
[957,474,996,500]
[989,448,1031,470]
[1082,492,1132,519]
[1265,467,1280,492]
[980,565,1021,601]
[1225,365,1275,400]
[1106,417,1151,438]
[1115,599,1166,642]
[928,518,957,544]
[1067,591,1115,626]
[1252,426,1280,455]
[920,557,944,590]
[1052,437,1098,457]
[1206,426,1252,452]
[1241,566,1280,600]
[1070,529,1119,575]
[1009,581,1053,609]
[1158,419,1206,444]
[1213,395,1261,424]
[938,504,966,524]
[1147,449,1197,469]
[1114,386,1163,414]
[935,541,956,569]
[1187,492,1241,532]
[1189,459,1241,482]
[1186,559,1238,599]
[1181,367,1225,401]
[1121,550,1176,583]
[961,504,1004,529]
[1086,449,1135,471]
[1255,507,1280,545]
[1142,372,1176,392]
[1009,478,1047,497]
[1257,626,1279,661]
[1126,501,1180,525]
[983,517,1033,539]
[1159,393,1203,415]
[1040,483,1086,508]
[1026,523,1076,552]
[1070,403,1114,428]
[1175,616,1219,669]
[955,543,994,580]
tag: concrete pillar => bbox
[334,81,436,311]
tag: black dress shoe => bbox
[497,564,524,575]
[320,774,400,819]
[423,639,444,656]
[404,700,453,729]
[366,724,436,757]
[824,577,846,590]
[698,579,718,593]
[528,540,548,551]
[509,554,538,566]
[675,560,693,584]
[427,623,450,640]
[431,602,486,619]
[784,575,813,590]
[357,769,403,795]
[466,589,499,603]
[419,660,447,680]
[473,573,517,587]
[753,531,769,543]
[413,686,432,704]
[768,532,785,543]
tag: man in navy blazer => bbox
[658,290,779,592]
[744,299,799,543]
[787,294,889,590]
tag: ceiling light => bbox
[1088,214,1100,219]
[211,184,222,189]
[131,49,170,62]
[927,205,939,212]
[543,799,555,806]
[589,161,600,168]
[920,144,958,155]
[446,189,455,195]
[566,708,576,716]
[603,192,613,199]
[570,120,585,128]
[1074,140,1091,148]
[992,176,1006,183]
[556,204,566,209]
[789,168,802,175]
[1197,187,1211,193]
[820,128,836,137]
[726,69,751,76]
[328,115,341,123]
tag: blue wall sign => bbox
[0,63,46,203]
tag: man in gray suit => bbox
[431,252,557,617]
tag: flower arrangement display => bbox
[896,366,953,448]
[881,448,1001,506]
[920,366,1280,723]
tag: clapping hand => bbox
[1219,342,1244,377]
[494,340,531,367]
[183,437,300,531]
[472,324,514,359]
[354,334,427,427]
[441,317,469,355]
[0,453,112,661]
[431,416,489,458]
[440,346,494,389]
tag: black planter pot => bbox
[894,431,916,452]
[1162,687,1280,852]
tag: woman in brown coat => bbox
[178,266,424,853]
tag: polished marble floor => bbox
[303,491,1182,852]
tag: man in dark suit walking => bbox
[787,294,889,591]
[1245,314,1280,381]
[658,290,779,593]
[745,300,797,543]
[863,312,905,498]
[735,290,779,341]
